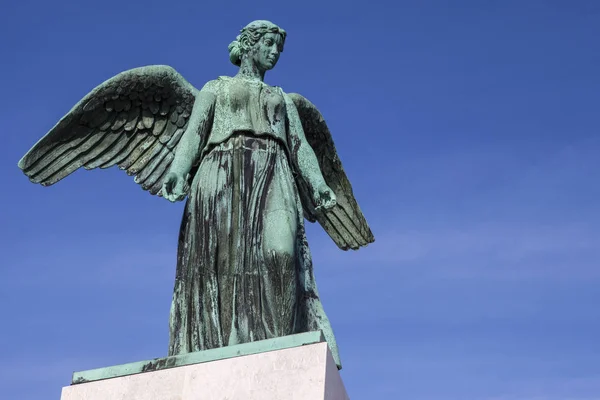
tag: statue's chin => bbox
[263,61,277,71]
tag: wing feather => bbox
[24,130,92,177]
[149,163,171,195]
[165,127,186,149]
[288,93,374,250]
[329,208,362,249]
[152,118,168,136]
[83,131,128,169]
[124,136,161,174]
[103,132,147,168]
[140,150,174,190]
[85,131,138,169]
[135,145,171,185]
[33,129,108,184]
[18,65,202,199]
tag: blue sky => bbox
[1,0,599,398]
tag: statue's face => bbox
[251,33,282,71]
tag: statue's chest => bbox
[225,80,286,129]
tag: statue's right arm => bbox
[168,88,217,177]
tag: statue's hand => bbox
[162,172,187,202]
[314,183,337,211]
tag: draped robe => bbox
[167,76,342,368]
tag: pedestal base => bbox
[60,332,348,400]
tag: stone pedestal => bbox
[60,331,348,400]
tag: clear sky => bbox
[1,0,599,399]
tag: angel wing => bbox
[18,65,200,198]
[288,93,375,251]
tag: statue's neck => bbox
[236,57,265,82]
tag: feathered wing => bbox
[18,65,201,198]
[288,93,375,251]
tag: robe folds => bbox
[167,76,341,368]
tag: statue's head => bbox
[228,20,287,71]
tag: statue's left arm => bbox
[284,94,336,210]
[285,92,375,251]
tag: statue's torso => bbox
[202,76,288,152]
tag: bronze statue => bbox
[18,20,373,369]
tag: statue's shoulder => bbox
[201,75,251,94]
[214,76,283,90]
[200,77,224,93]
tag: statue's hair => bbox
[228,20,286,66]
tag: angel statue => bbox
[18,20,373,369]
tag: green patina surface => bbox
[19,20,375,374]
[72,331,325,385]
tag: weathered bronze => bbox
[18,20,373,369]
